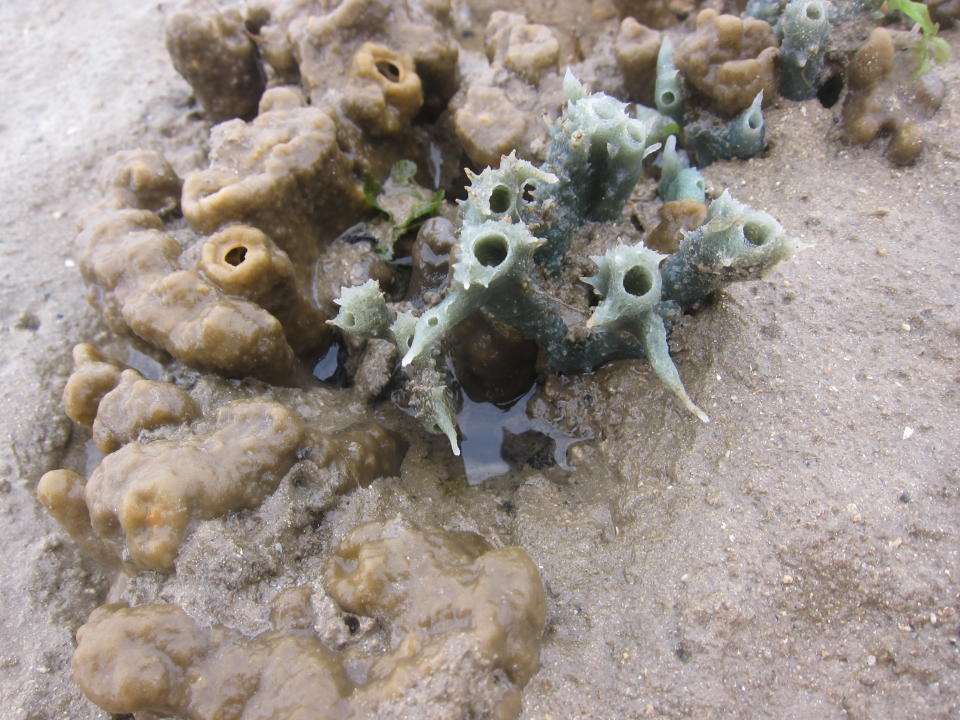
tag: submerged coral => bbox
[674,9,778,117]
[841,26,945,165]
[166,0,265,121]
[72,519,545,719]
[778,0,832,100]
[333,74,798,453]
[40,345,406,572]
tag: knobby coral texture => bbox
[72,519,546,719]
[31,0,956,718]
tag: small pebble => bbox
[876,247,887,256]
[902,427,914,440]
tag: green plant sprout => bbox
[885,0,951,75]
[361,160,445,256]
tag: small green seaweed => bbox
[885,0,951,74]
[361,160,445,256]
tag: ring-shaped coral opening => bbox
[660,90,676,106]
[224,246,247,266]
[623,264,654,297]
[474,233,509,267]
[488,184,513,214]
[747,111,762,131]
[743,221,770,246]
[805,3,822,21]
[342,312,356,327]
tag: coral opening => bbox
[224,246,247,266]
[623,265,654,297]
[375,60,401,82]
[806,3,822,20]
[474,234,509,267]
[743,221,769,246]
[489,185,512,213]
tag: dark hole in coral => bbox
[521,182,536,203]
[630,214,644,233]
[427,315,440,327]
[474,233,509,267]
[747,111,761,131]
[224,246,247,266]
[899,492,911,503]
[375,60,401,82]
[489,184,512,213]
[817,73,843,108]
[805,3,822,20]
[660,90,676,106]
[743,221,769,246]
[623,265,654,297]
[676,643,692,662]
[345,615,360,634]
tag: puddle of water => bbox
[313,337,349,387]
[125,347,167,380]
[458,383,584,485]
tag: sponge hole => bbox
[623,265,654,297]
[474,233,509,267]
[489,184,512,214]
[225,246,247,266]
[376,60,401,82]
[743,221,770,246]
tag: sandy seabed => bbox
[1,1,958,718]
